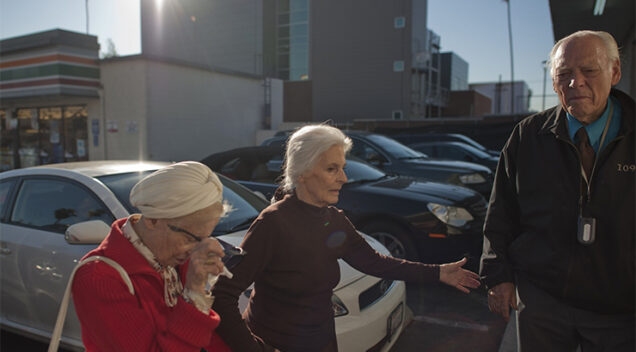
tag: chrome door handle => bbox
[0,247,11,255]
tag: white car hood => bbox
[217,230,390,291]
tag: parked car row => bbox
[0,161,407,352]
[262,130,495,198]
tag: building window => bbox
[392,110,403,120]
[277,0,309,81]
[394,17,406,28]
[393,60,405,72]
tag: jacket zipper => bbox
[557,136,583,298]
[556,134,623,297]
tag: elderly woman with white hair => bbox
[72,161,231,351]
[212,125,481,352]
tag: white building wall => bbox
[470,81,531,115]
[145,60,267,161]
[100,58,149,160]
[270,78,283,130]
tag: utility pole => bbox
[504,0,514,115]
[85,0,89,34]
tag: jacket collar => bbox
[539,88,634,139]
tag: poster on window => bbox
[50,120,60,144]
[77,139,86,157]
[107,120,119,133]
[126,121,138,134]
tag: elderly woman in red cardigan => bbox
[72,161,231,351]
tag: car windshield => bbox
[366,134,427,159]
[344,159,387,183]
[450,135,489,152]
[454,142,492,159]
[97,171,267,236]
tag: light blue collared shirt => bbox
[567,96,622,154]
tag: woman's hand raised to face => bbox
[439,257,481,293]
[185,238,226,293]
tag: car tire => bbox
[361,221,419,261]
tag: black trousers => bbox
[516,277,634,352]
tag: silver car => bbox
[0,161,407,352]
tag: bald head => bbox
[549,30,619,79]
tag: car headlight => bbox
[458,173,486,184]
[426,203,474,227]
[332,294,348,317]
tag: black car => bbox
[262,131,494,198]
[390,133,500,157]
[201,146,487,269]
[408,141,499,173]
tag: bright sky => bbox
[0,0,558,111]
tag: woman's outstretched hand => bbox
[439,257,481,293]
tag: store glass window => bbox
[17,108,39,168]
[5,105,89,170]
[0,109,16,171]
[38,107,64,165]
[64,106,88,162]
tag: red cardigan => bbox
[72,218,231,351]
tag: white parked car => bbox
[0,161,407,352]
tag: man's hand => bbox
[487,282,517,321]
[439,257,481,293]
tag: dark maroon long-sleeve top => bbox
[212,194,439,352]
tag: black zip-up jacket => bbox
[481,89,635,315]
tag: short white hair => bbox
[548,30,620,78]
[281,124,352,193]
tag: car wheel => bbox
[361,221,419,261]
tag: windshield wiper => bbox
[346,174,391,185]
[398,156,425,160]
[213,216,256,235]
[228,216,257,232]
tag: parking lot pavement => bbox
[3,282,515,352]
[391,282,510,351]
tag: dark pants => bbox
[516,277,635,352]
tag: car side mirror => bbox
[65,220,111,244]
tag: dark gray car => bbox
[408,141,499,173]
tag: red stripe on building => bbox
[0,54,97,69]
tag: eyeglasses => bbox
[167,224,246,269]
[167,224,203,242]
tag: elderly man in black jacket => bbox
[481,30,634,352]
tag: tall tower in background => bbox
[140,0,445,122]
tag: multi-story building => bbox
[434,52,469,91]
[140,0,446,122]
[469,81,532,115]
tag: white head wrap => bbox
[129,161,223,219]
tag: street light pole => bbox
[541,60,547,110]
[85,0,89,34]
[504,0,514,115]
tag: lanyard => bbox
[579,99,614,206]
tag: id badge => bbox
[577,216,596,245]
